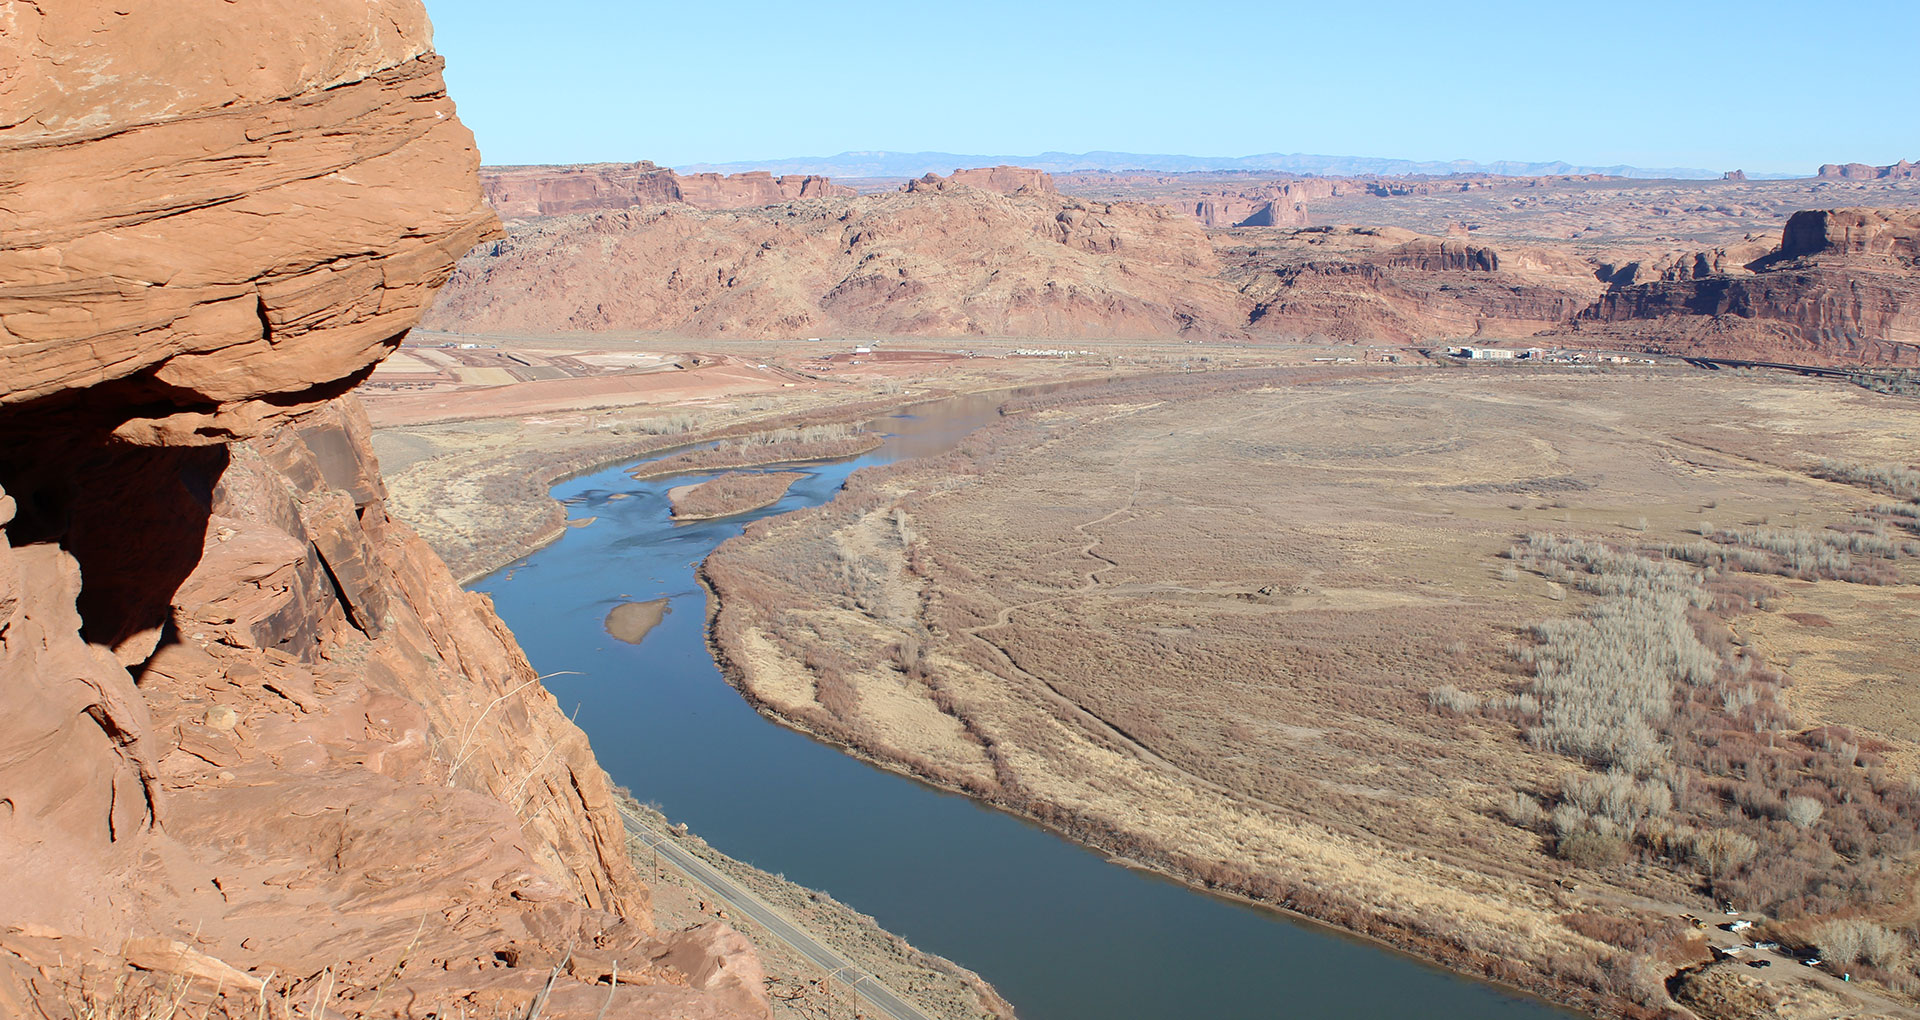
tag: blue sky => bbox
[430,0,1917,174]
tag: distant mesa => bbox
[1816,159,1918,181]
[906,165,1059,195]
[482,161,853,218]
[1775,206,1920,261]
[673,149,1752,181]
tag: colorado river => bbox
[473,392,1576,1020]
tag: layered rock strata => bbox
[429,175,1920,364]
[1584,208,1920,364]
[907,166,1058,196]
[482,162,853,218]
[427,183,1250,339]
[0,3,766,1017]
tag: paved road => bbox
[618,805,940,1020]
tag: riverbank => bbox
[700,367,1920,1018]
[369,334,1347,582]
[624,798,1013,1020]
[469,382,1588,1020]
[374,396,912,582]
[695,562,1588,1016]
[637,432,885,482]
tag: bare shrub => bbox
[1812,458,1920,500]
[1813,918,1908,968]
[1785,795,1824,829]
[1686,828,1757,878]
[1502,791,1545,828]
[1561,771,1672,831]
[1557,829,1628,868]
[1428,685,1481,714]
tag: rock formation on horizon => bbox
[905,165,1060,196]
[432,158,1920,364]
[483,161,853,218]
[0,3,767,1017]
[1817,159,1919,181]
[427,182,1250,339]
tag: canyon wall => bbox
[0,3,764,1017]
[1221,227,1607,342]
[1584,208,1920,365]
[429,173,1920,364]
[426,184,1251,339]
[483,162,853,218]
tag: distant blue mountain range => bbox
[674,150,1805,181]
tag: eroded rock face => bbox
[429,178,1920,363]
[909,165,1059,195]
[1778,207,1920,260]
[1817,159,1919,181]
[428,184,1249,339]
[481,162,853,218]
[0,3,766,1017]
[0,2,501,446]
[1584,207,1920,364]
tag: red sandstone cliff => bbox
[426,184,1250,339]
[426,187,1920,363]
[482,162,853,218]
[1581,208,1920,365]
[1222,227,1606,341]
[0,4,766,1017]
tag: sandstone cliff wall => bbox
[428,184,1920,365]
[1584,208,1920,364]
[0,4,765,1017]
[426,185,1251,339]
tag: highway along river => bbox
[473,391,1576,1020]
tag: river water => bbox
[472,392,1576,1020]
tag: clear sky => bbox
[429,0,1918,175]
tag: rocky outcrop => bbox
[1816,159,1919,181]
[908,165,1058,195]
[1223,226,1606,341]
[0,3,766,1018]
[1582,208,1920,364]
[0,2,500,446]
[483,161,685,219]
[1776,207,1920,260]
[482,162,852,218]
[1596,234,1780,287]
[676,170,853,208]
[427,184,1249,339]
[441,151,1920,365]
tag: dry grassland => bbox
[704,366,1920,1017]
